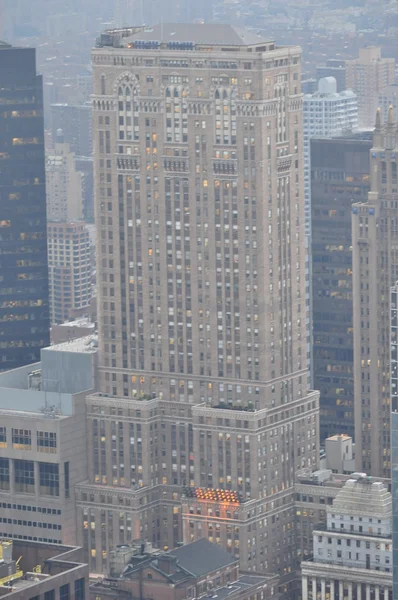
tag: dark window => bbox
[60,583,70,600]
[12,429,31,449]
[75,578,85,600]
[37,432,57,453]
[44,591,55,600]
[15,460,34,493]
[39,463,59,496]
[64,462,70,498]
[0,458,10,490]
[0,427,6,447]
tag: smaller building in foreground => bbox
[90,538,279,600]
[0,538,88,599]
[301,474,392,600]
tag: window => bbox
[39,463,59,497]
[44,591,55,600]
[37,432,57,453]
[0,458,9,490]
[0,427,6,448]
[64,462,70,499]
[60,584,70,600]
[12,429,31,450]
[15,460,34,493]
[75,578,85,600]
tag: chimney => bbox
[157,554,177,575]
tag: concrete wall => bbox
[41,346,97,394]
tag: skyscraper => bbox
[311,133,371,442]
[346,47,395,129]
[0,42,50,370]
[85,24,319,593]
[352,107,398,478]
[303,76,358,238]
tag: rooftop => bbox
[97,23,275,50]
[332,477,391,517]
[169,538,237,577]
[45,335,97,353]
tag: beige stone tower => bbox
[353,106,398,477]
[80,24,319,595]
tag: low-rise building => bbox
[0,538,88,599]
[89,538,279,600]
[301,475,392,600]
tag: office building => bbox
[304,77,358,237]
[46,132,84,223]
[316,59,347,93]
[90,538,278,600]
[301,475,393,600]
[88,23,319,597]
[0,337,96,546]
[311,133,371,442]
[47,222,92,324]
[0,538,88,599]
[352,108,398,478]
[295,468,391,565]
[346,47,395,128]
[0,42,50,370]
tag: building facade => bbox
[346,47,395,129]
[47,221,92,324]
[0,338,96,546]
[87,23,319,597]
[46,134,84,223]
[303,77,358,238]
[301,476,393,600]
[316,59,347,93]
[311,134,371,442]
[0,42,50,370]
[352,108,398,478]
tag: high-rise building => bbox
[303,77,358,238]
[311,133,371,442]
[46,133,84,223]
[316,59,347,93]
[352,107,398,478]
[47,222,92,324]
[50,103,92,158]
[0,42,50,371]
[346,47,395,129]
[301,475,393,600]
[86,23,319,596]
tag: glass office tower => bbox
[0,42,50,369]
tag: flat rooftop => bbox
[44,335,97,353]
[97,23,276,51]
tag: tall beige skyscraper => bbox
[346,47,395,129]
[352,107,398,478]
[81,24,319,594]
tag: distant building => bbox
[311,133,371,442]
[51,317,95,345]
[47,222,92,324]
[90,538,278,600]
[352,108,398,478]
[379,84,398,123]
[0,337,97,545]
[346,47,395,128]
[301,475,392,600]
[0,538,88,599]
[0,42,50,371]
[391,287,398,600]
[304,77,358,237]
[46,133,84,223]
[316,59,347,93]
[50,103,92,158]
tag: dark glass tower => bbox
[0,42,50,370]
[311,132,372,443]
